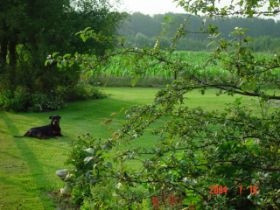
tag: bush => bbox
[66,135,95,205]
[0,89,14,111]
[57,84,106,102]
[0,87,30,112]
[12,87,31,111]
[0,87,64,112]
[92,76,172,87]
[30,92,64,112]
[0,82,105,112]
[64,135,126,209]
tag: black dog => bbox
[24,115,62,139]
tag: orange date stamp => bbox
[209,185,259,195]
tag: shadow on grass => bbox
[1,112,55,209]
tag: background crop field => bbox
[95,51,210,79]
[0,87,260,209]
[92,51,279,88]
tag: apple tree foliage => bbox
[57,0,280,209]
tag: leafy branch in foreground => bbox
[56,1,280,209]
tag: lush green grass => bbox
[0,87,260,209]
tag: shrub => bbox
[0,82,105,112]
[57,84,106,102]
[0,87,30,112]
[12,87,31,111]
[0,89,14,111]
[65,135,130,209]
[30,92,64,112]
[92,76,172,87]
[0,87,64,112]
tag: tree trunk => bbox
[0,37,8,66]
[174,70,177,80]
[9,38,17,66]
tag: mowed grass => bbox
[0,87,259,210]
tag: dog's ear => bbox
[49,116,53,119]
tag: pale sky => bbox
[116,0,185,15]
[113,0,279,20]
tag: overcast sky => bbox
[116,0,185,15]
[113,0,279,20]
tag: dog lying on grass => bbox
[23,115,62,139]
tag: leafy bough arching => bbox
[58,1,280,209]
[63,27,280,209]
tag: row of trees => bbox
[119,12,280,51]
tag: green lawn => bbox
[0,87,259,210]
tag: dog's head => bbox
[49,115,61,126]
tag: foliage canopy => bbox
[0,0,123,111]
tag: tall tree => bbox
[0,0,123,111]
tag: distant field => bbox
[92,51,279,88]
[0,87,262,209]
[95,51,277,78]
[96,51,211,78]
